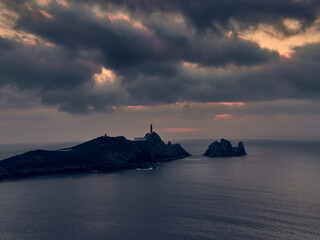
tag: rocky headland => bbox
[203,139,247,157]
[0,132,191,181]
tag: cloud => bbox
[122,49,320,105]
[0,38,12,51]
[0,85,41,110]
[0,1,319,114]
[0,36,123,112]
[294,43,320,61]
[69,0,320,34]
[0,37,99,89]
[12,2,278,68]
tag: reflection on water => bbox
[0,139,319,240]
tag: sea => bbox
[0,139,319,240]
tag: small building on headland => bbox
[134,124,153,141]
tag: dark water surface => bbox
[0,139,319,240]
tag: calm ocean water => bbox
[0,139,319,240]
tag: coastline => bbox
[0,132,191,181]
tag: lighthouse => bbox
[150,124,153,133]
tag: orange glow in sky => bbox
[280,50,295,59]
[23,38,37,45]
[183,61,198,68]
[125,105,147,110]
[107,13,130,22]
[283,19,302,32]
[44,41,55,47]
[174,101,245,107]
[57,0,68,7]
[92,7,149,32]
[107,13,148,32]
[39,10,53,19]
[181,61,209,72]
[208,102,245,106]
[36,0,51,7]
[241,18,320,56]
[94,67,116,84]
[132,22,148,31]
[120,101,245,112]
[215,114,234,119]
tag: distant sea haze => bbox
[0,139,319,240]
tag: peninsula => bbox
[0,128,191,181]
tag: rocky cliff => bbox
[0,132,191,181]
[203,139,247,157]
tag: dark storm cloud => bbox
[13,2,278,70]
[0,37,99,90]
[0,36,124,112]
[183,56,320,103]
[0,37,13,50]
[241,100,320,116]
[40,87,124,113]
[294,43,320,61]
[122,45,320,104]
[0,86,41,110]
[5,0,320,33]
[0,0,320,113]
[72,0,320,34]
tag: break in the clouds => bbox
[0,0,320,114]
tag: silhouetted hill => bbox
[0,132,190,181]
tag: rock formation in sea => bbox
[0,132,191,181]
[203,138,247,157]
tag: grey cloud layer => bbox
[72,0,320,34]
[0,0,320,113]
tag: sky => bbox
[1,0,320,144]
